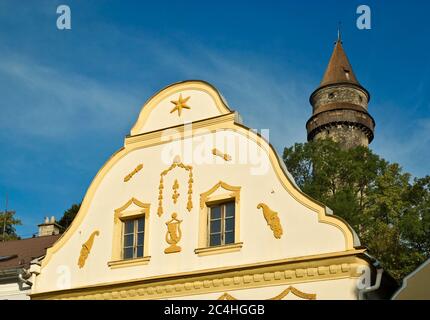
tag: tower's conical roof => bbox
[319,40,361,88]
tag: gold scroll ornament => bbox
[164,213,182,254]
[77,231,100,268]
[158,158,193,216]
[257,203,283,239]
[124,164,143,182]
[212,148,232,161]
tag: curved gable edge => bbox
[233,121,358,250]
[130,80,233,136]
[40,81,359,270]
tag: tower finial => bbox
[337,21,342,44]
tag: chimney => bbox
[38,216,61,237]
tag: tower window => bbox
[344,69,350,80]
[328,92,335,99]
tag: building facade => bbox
[392,258,430,299]
[29,80,389,300]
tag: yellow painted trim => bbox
[195,242,243,257]
[39,80,355,271]
[114,197,150,216]
[200,181,241,209]
[130,80,232,136]
[125,112,237,146]
[108,256,151,269]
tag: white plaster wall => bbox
[33,129,347,293]
[0,282,30,300]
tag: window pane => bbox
[210,206,221,220]
[137,218,145,232]
[210,219,221,234]
[124,234,134,247]
[225,217,235,232]
[225,202,235,218]
[225,231,235,244]
[123,247,133,259]
[124,220,134,234]
[136,246,144,258]
[210,234,221,246]
[137,232,144,246]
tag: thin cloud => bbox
[0,51,140,139]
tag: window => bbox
[196,181,242,256]
[122,217,145,259]
[109,197,151,268]
[344,69,350,80]
[208,201,235,247]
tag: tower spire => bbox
[337,22,342,43]
[319,33,360,88]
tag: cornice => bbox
[31,249,367,300]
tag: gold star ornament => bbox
[170,94,191,116]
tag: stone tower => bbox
[306,35,375,148]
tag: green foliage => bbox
[283,139,429,281]
[0,210,22,241]
[58,203,81,230]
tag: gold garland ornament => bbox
[172,179,180,204]
[218,286,316,300]
[158,158,193,216]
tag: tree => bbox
[283,139,430,281]
[58,203,81,230]
[0,210,22,241]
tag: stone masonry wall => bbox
[311,85,368,113]
[313,124,369,148]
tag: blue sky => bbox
[0,0,429,237]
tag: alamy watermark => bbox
[357,5,371,30]
[158,123,271,176]
[56,4,71,30]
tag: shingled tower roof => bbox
[319,39,361,88]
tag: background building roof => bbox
[0,235,60,270]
